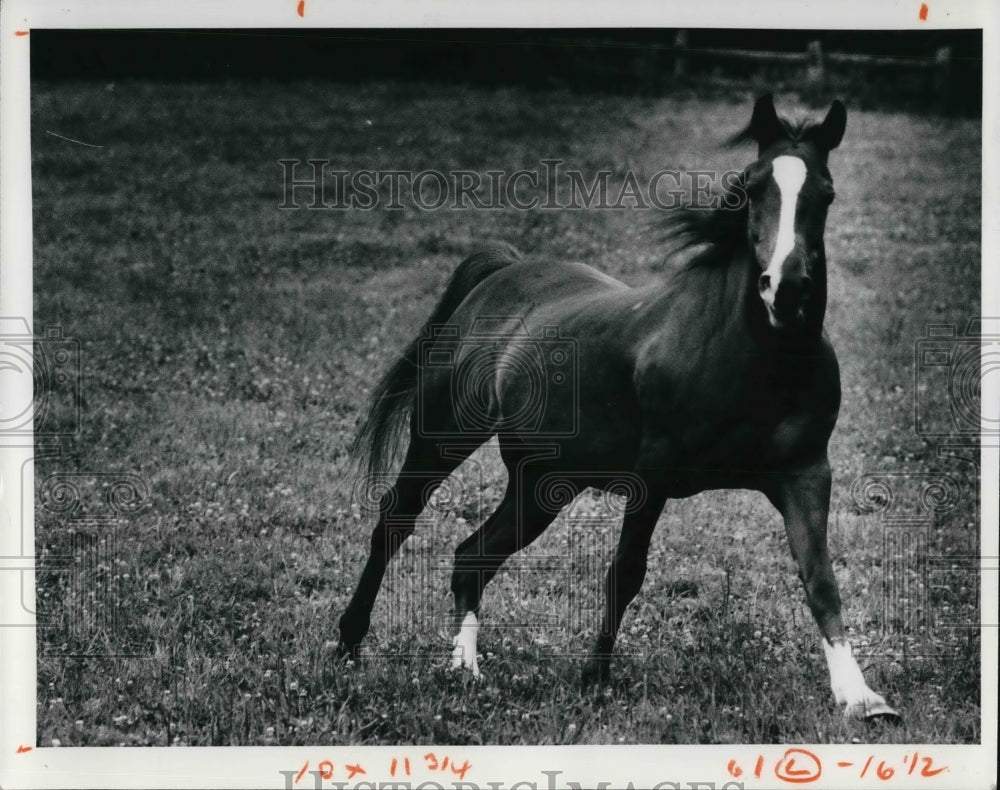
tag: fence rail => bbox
[670,31,953,109]
[682,44,948,70]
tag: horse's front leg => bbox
[768,456,900,721]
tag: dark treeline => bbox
[32,29,981,116]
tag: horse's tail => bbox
[351,242,522,482]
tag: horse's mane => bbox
[728,116,823,148]
[658,184,749,266]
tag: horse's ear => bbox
[729,93,786,150]
[812,100,847,152]
[746,93,786,149]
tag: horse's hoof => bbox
[329,639,359,663]
[843,695,901,724]
[449,646,482,679]
[862,701,902,724]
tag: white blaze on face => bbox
[451,610,481,677]
[761,155,807,309]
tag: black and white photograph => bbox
[0,2,996,788]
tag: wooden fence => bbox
[671,30,954,110]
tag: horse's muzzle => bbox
[761,275,811,329]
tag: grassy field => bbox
[31,80,981,746]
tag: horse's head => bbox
[739,95,846,331]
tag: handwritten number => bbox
[876,761,895,780]
[451,759,472,780]
[921,757,948,777]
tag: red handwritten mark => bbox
[390,757,412,775]
[727,760,744,778]
[425,752,439,770]
[860,756,874,778]
[16,745,33,753]
[450,760,471,781]
[876,761,895,780]
[775,748,822,784]
[837,762,854,768]
[919,3,928,20]
[920,757,948,777]
[346,764,365,779]
[297,0,305,16]
[15,30,29,36]
[318,761,334,780]
[754,755,764,779]
[294,762,309,784]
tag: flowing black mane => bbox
[659,186,749,266]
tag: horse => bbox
[337,94,899,721]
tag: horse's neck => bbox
[672,248,756,335]
[676,247,828,351]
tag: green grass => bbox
[32,80,981,745]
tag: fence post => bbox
[673,29,688,79]
[935,45,952,114]
[806,39,825,91]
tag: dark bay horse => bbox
[339,95,899,720]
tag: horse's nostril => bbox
[758,273,771,294]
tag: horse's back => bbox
[452,258,629,322]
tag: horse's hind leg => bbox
[449,454,563,677]
[768,456,899,721]
[337,437,471,656]
[582,484,668,687]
